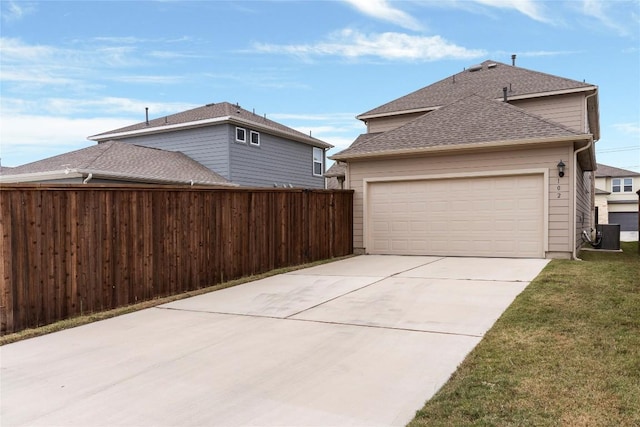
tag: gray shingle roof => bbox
[595,163,640,177]
[324,161,346,178]
[333,94,587,159]
[89,102,332,149]
[359,60,595,119]
[2,141,232,185]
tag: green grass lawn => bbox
[409,241,640,426]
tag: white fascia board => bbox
[357,86,598,121]
[0,170,84,183]
[89,116,333,149]
[88,117,230,141]
[500,86,598,102]
[357,106,439,121]
[83,169,239,186]
[331,134,593,161]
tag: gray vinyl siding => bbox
[113,127,231,179]
[229,124,324,188]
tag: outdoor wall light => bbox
[557,160,566,178]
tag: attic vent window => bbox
[468,64,482,72]
[250,130,260,146]
[235,127,246,143]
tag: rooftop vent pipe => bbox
[503,87,508,102]
[511,54,517,66]
[145,107,149,126]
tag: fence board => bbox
[0,185,353,334]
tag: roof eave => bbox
[82,169,238,186]
[0,168,238,186]
[357,106,439,121]
[89,116,333,149]
[357,86,598,121]
[331,134,592,161]
[0,170,84,183]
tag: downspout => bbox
[572,89,599,260]
[323,148,328,189]
[82,173,93,184]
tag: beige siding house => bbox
[594,163,640,239]
[332,59,600,259]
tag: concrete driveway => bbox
[1,255,549,427]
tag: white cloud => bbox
[269,112,358,122]
[110,75,186,84]
[0,37,199,90]
[1,1,36,22]
[268,112,364,153]
[613,122,640,135]
[342,0,424,30]
[580,0,635,36]
[1,96,196,117]
[0,98,200,166]
[0,115,132,166]
[253,28,486,61]
[468,0,552,23]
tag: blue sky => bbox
[1,0,639,171]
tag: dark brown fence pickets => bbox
[0,185,353,335]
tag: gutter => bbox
[357,86,598,121]
[572,139,593,260]
[89,116,333,149]
[331,134,592,161]
[0,169,239,187]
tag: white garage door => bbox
[368,174,544,258]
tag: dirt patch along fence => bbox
[0,185,353,335]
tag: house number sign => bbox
[557,178,562,199]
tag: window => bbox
[313,147,323,176]
[612,178,633,193]
[250,130,260,146]
[235,127,246,143]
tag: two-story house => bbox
[595,163,640,240]
[331,58,600,259]
[89,102,332,188]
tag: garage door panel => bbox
[368,175,544,258]
[608,212,638,231]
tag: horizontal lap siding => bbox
[230,130,324,188]
[119,127,231,179]
[511,94,586,133]
[0,187,353,334]
[349,143,573,255]
[367,112,428,133]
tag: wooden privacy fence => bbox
[0,185,353,334]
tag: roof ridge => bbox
[334,93,586,159]
[86,140,118,169]
[358,59,595,118]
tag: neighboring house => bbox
[332,58,599,259]
[0,141,233,186]
[325,161,347,189]
[89,102,333,188]
[594,163,640,236]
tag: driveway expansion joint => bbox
[155,306,483,338]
